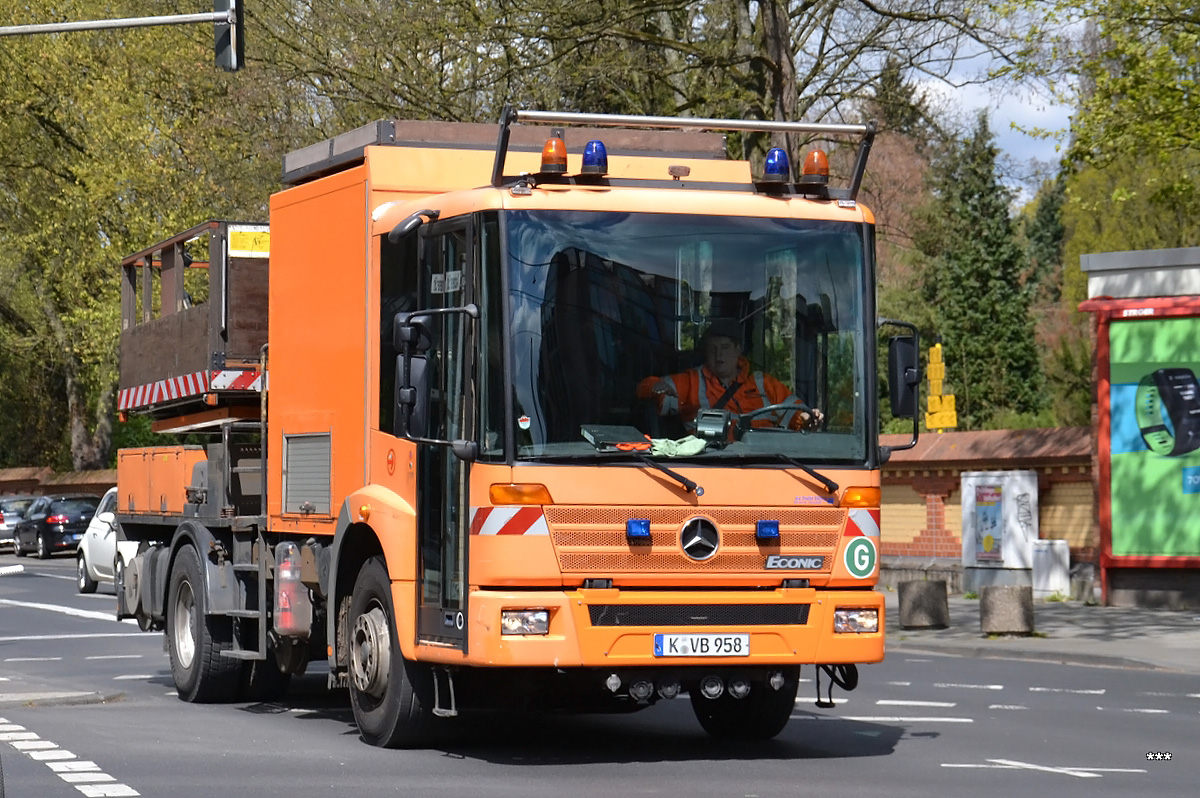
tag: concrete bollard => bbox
[979,584,1035,635]
[897,580,950,629]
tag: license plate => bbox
[654,633,750,657]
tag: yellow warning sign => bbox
[229,225,270,258]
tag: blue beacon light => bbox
[763,147,790,182]
[581,140,609,175]
[626,518,651,540]
[755,520,781,540]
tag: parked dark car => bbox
[1,495,37,551]
[13,494,101,559]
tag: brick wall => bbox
[881,466,1095,563]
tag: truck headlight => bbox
[501,609,550,635]
[833,608,878,633]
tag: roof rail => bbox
[490,106,877,200]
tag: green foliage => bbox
[912,112,1045,430]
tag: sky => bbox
[927,78,1075,204]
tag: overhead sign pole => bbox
[0,3,242,71]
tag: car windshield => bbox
[0,499,32,516]
[486,209,873,466]
[51,498,99,516]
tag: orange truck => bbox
[113,108,920,747]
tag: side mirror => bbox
[393,312,433,355]
[888,335,920,419]
[395,354,431,439]
[98,511,116,527]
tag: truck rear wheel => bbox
[167,544,240,702]
[689,668,800,741]
[347,556,433,747]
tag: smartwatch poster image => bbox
[1109,317,1200,558]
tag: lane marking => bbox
[112,675,154,681]
[1095,706,1170,713]
[0,716,140,794]
[934,682,1003,690]
[86,655,143,661]
[887,681,912,686]
[0,598,136,624]
[876,699,956,707]
[5,656,63,663]
[989,704,1027,710]
[0,633,147,642]
[905,658,932,662]
[1029,686,1105,695]
[989,758,1100,778]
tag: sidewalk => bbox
[880,588,1200,674]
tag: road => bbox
[1,552,1195,797]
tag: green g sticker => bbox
[844,537,877,579]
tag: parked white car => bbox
[77,487,139,594]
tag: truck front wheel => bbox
[347,556,433,747]
[167,544,240,702]
[689,668,800,741]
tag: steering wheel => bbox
[736,402,821,433]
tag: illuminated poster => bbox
[1109,317,1200,557]
[974,484,1003,561]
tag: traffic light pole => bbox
[0,3,242,71]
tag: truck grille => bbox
[544,506,842,574]
[588,604,811,626]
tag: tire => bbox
[166,544,240,702]
[689,668,800,741]
[36,533,50,560]
[347,556,434,747]
[13,536,26,558]
[77,552,98,594]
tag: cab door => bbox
[413,220,477,650]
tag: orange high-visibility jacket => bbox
[636,356,809,430]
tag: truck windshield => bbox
[487,209,873,465]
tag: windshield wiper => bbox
[773,454,839,495]
[633,452,704,496]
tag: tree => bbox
[914,112,1044,429]
[0,0,289,469]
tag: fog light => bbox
[500,609,550,635]
[728,678,751,699]
[769,671,786,691]
[657,678,681,699]
[629,680,653,701]
[606,673,622,692]
[833,607,879,633]
[699,675,724,699]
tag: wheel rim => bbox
[77,555,86,588]
[37,535,46,556]
[350,602,391,698]
[173,579,196,670]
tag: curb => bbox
[886,639,1176,672]
[0,691,124,709]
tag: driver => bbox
[636,319,824,433]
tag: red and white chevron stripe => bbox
[469,507,549,536]
[845,508,881,537]
[118,369,263,411]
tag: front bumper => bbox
[450,587,884,668]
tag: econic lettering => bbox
[764,555,825,570]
